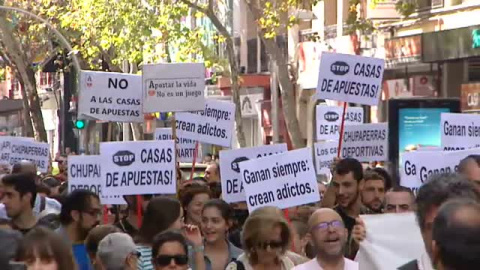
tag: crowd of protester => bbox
[0,153,479,270]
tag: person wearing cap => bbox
[97,232,140,270]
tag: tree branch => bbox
[179,0,208,14]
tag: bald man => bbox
[431,199,480,270]
[293,208,359,270]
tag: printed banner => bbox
[314,141,338,176]
[340,123,388,162]
[400,148,480,190]
[154,128,201,163]
[142,63,205,113]
[240,148,320,212]
[219,144,288,203]
[316,105,364,141]
[316,52,385,106]
[68,155,126,205]
[100,140,176,196]
[78,71,143,122]
[355,213,433,270]
[0,137,49,173]
[441,113,480,150]
[175,99,235,147]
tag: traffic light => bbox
[74,119,85,129]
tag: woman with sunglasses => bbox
[152,230,191,270]
[201,199,242,270]
[136,197,206,270]
[226,209,295,270]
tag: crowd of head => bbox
[0,155,478,270]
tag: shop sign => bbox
[461,83,480,112]
[384,35,422,68]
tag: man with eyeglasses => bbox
[57,189,101,270]
[293,208,358,270]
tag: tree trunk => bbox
[0,50,35,137]
[0,13,48,142]
[244,0,305,149]
[208,11,247,148]
[180,0,248,148]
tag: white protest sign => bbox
[68,155,126,205]
[176,99,235,147]
[78,71,143,122]
[142,63,205,113]
[400,148,480,190]
[154,128,201,163]
[0,137,49,173]
[219,144,288,203]
[314,141,338,175]
[0,136,34,165]
[441,113,480,151]
[316,52,385,106]
[340,123,388,162]
[240,93,263,117]
[316,105,364,141]
[355,213,433,270]
[240,148,320,212]
[100,140,176,196]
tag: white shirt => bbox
[293,258,359,270]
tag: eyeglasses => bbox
[132,251,141,258]
[313,220,344,232]
[155,255,188,266]
[257,240,284,250]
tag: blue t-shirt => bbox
[72,243,92,270]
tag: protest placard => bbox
[355,213,432,270]
[68,155,126,205]
[239,148,320,212]
[142,63,205,113]
[314,141,338,175]
[175,99,235,147]
[340,123,388,162]
[100,140,176,196]
[316,105,363,141]
[441,113,480,151]
[316,52,385,106]
[78,71,143,122]
[154,128,201,163]
[0,137,49,173]
[219,144,287,203]
[400,148,480,190]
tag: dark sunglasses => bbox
[257,240,283,250]
[155,255,188,266]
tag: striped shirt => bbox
[137,245,153,270]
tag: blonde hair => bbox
[242,208,291,265]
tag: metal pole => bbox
[271,60,279,143]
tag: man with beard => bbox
[10,160,62,216]
[57,189,101,270]
[293,208,358,269]
[323,158,364,258]
[360,171,385,213]
[1,173,48,234]
[458,155,480,191]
